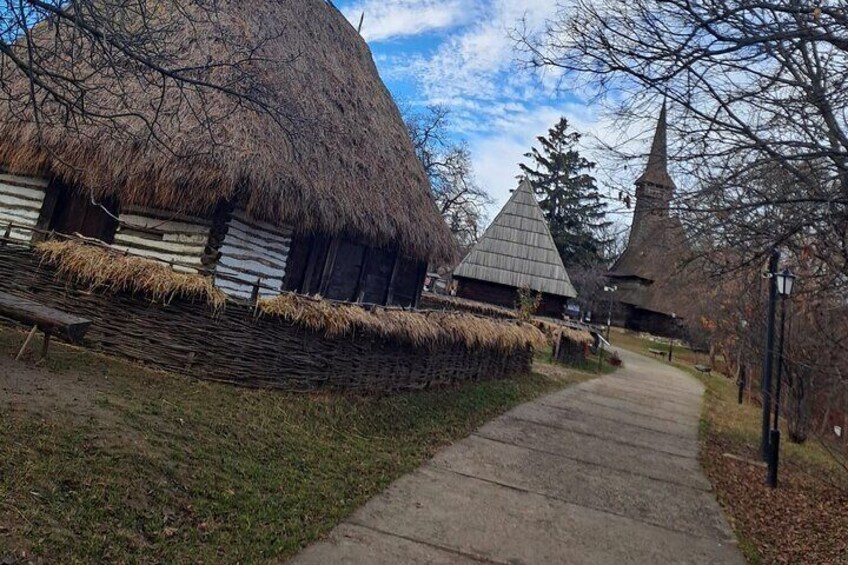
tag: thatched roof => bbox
[0,1,455,263]
[453,178,577,298]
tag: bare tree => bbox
[518,0,848,284]
[0,0,297,158]
[405,105,492,252]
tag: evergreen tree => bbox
[519,117,610,267]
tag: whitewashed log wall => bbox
[0,173,48,242]
[214,212,292,299]
[112,209,210,273]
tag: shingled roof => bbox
[453,178,577,298]
[609,102,689,316]
[635,101,676,189]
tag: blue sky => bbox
[335,0,645,223]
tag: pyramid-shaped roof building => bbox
[454,178,577,299]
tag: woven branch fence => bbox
[0,246,532,392]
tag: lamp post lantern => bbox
[767,268,796,488]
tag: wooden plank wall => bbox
[112,207,210,273]
[0,173,48,242]
[214,211,293,299]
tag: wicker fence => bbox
[0,246,532,392]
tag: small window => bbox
[47,183,119,243]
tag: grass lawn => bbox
[0,326,594,563]
[611,330,848,564]
[608,328,711,368]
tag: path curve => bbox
[292,348,745,564]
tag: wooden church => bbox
[452,178,577,317]
[607,102,689,336]
[0,0,455,308]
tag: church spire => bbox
[635,100,675,190]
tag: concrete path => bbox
[292,349,745,564]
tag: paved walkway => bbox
[292,349,745,564]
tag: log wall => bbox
[0,173,48,242]
[113,207,210,273]
[0,247,531,392]
[214,212,292,299]
[455,277,568,318]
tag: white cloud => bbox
[342,0,477,42]
[469,104,600,207]
[406,0,560,104]
[340,0,655,232]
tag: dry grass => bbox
[35,240,226,308]
[418,293,592,348]
[258,293,547,353]
[548,324,593,346]
[420,293,519,319]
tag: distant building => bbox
[608,102,689,336]
[452,178,577,317]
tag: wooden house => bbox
[0,0,455,307]
[452,178,577,317]
[607,102,689,336]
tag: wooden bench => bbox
[0,291,91,361]
[648,348,666,357]
[694,364,712,373]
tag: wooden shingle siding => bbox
[112,208,209,273]
[453,179,577,299]
[0,173,48,242]
[214,212,293,299]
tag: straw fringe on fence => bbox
[420,293,519,319]
[31,239,544,355]
[419,292,592,347]
[35,240,226,309]
[258,293,547,353]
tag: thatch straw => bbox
[420,293,592,347]
[35,240,226,309]
[0,1,456,264]
[420,293,519,319]
[258,293,547,353]
[558,326,594,346]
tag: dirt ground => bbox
[2,351,103,418]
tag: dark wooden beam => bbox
[32,178,60,243]
[300,236,320,294]
[318,237,340,296]
[384,249,401,306]
[412,260,428,309]
[354,246,373,303]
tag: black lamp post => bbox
[761,250,781,460]
[604,285,617,341]
[767,268,796,488]
[668,312,676,362]
[738,319,748,405]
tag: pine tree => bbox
[519,117,610,267]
